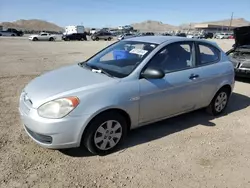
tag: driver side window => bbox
[147,42,194,73]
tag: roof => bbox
[124,36,185,44]
[194,24,236,29]
[123,35,221,49]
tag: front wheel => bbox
[82,112,128,155]
[206,88,230,116]
[108,37,111,41]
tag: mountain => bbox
[131,20,177,32]
[132,18,250,32]
[0,19,63,32]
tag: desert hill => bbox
[0,19,63,32]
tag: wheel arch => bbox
[209,83,233,105]
[79,107,132,145]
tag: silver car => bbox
[19,36,235,155]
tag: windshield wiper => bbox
[88,64,114,77]
[78,62,114,77]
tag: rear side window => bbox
[198,43,220,65]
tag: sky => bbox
[0,0,250,27]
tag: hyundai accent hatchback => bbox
[19,36,235,155]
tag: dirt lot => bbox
[0,37,250,188]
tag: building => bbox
[194,24,236,33]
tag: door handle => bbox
[189,74,199,80]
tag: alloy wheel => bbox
[214,92,228,112]
[94,120,122,150]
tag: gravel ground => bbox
[0,37,250,188]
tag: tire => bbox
[82,112,128,155]
[11,34,15,37]
[108,37,111,41]
[95,37,99,41]
[49,37,54,41]
[206,87,230,116]
[33,37,38,41]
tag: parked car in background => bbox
[162,33,172,36]
[118,25,133,30]
[62,33,87,41]
[216,33,231,39]
[91,32,113,41]
[0,31,16,36]
[204,32,214,39]
[176,33,187,37]
[19,36,234,155]
[28,32,56,41]
[227,26,250,78]
[117,33,135,40]
[90,28,97,35]
[0,28,24,36]
[187,33,204,39]
[141,32,154,36]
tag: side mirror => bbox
[141,67,165,79]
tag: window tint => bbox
[198,44,220,64]
[41,34,47,36]
[147,42,193,73]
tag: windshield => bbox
[84,40,158,78]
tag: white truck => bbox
[64,25,85,35]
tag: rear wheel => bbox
[206,87,230,116]
[95,37,99,41]
[82,112,128,155]
[49,37,54,41]
[11,34,15,36]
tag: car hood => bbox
[234,26,250,47]
[24,64,118,107]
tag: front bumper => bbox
[19,99,92,149]
[234,68,250,78]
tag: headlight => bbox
[38,97,79,119]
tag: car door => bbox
[139,41,203,123]
[103,32,109,39]
[40,33,48,41]
[72,33,78,40]
[194,42,225,107]
[98,32,104,39]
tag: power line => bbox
[229,12,234,31]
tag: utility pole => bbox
[229,12,234,31]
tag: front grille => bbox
[25,125,52,144]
